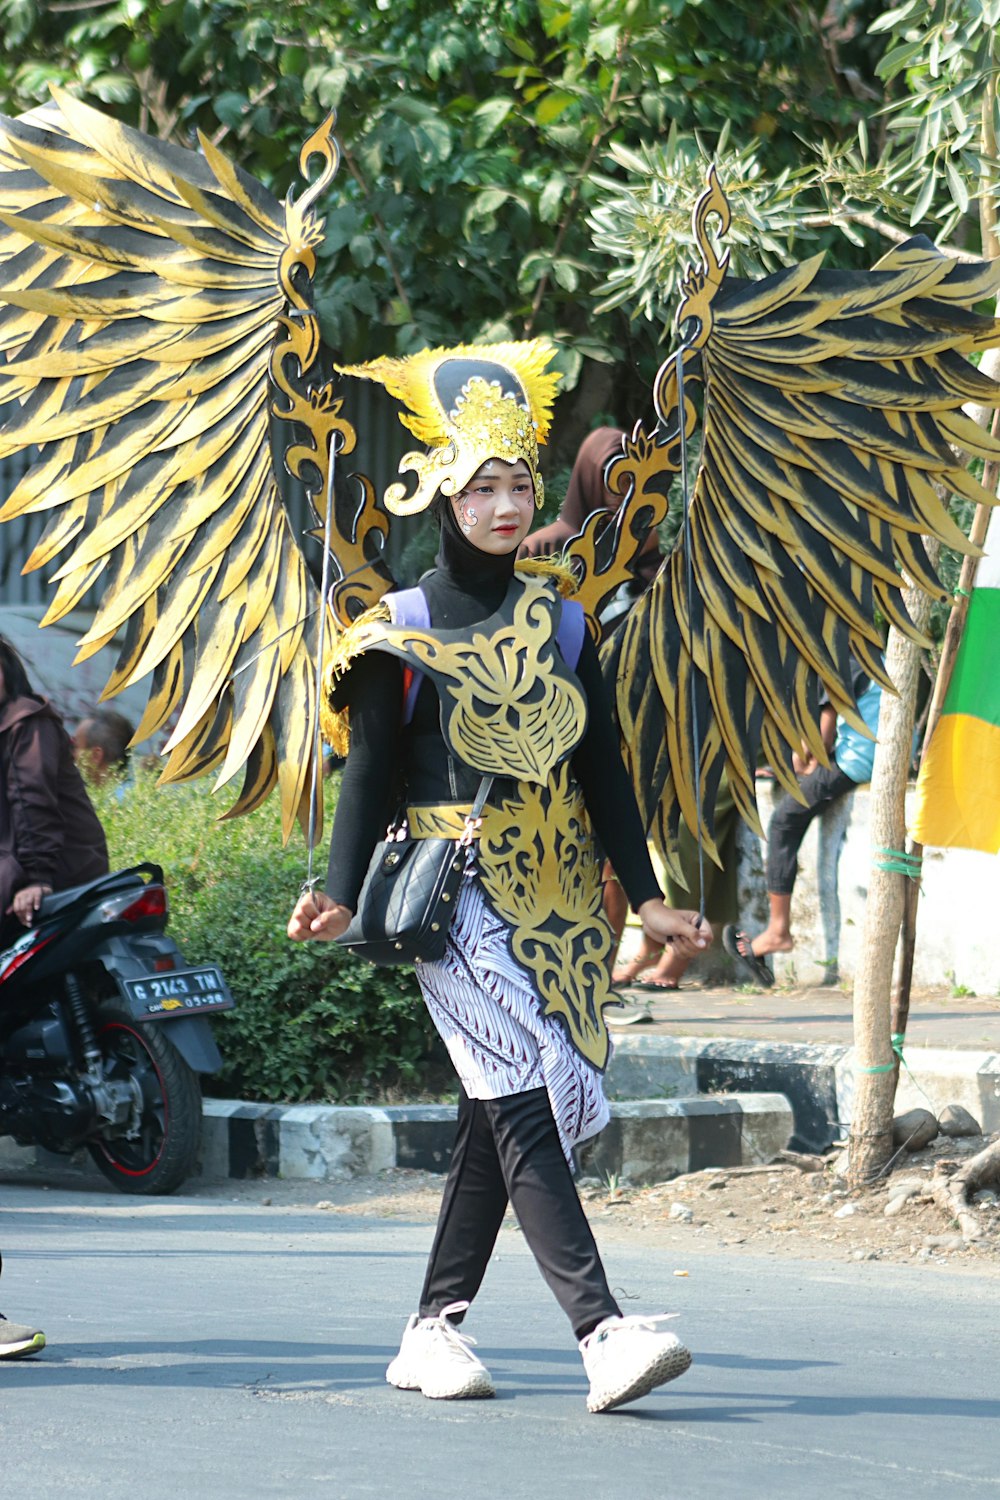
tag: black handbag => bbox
[336,775,493,967]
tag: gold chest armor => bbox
[349,575,616,1069]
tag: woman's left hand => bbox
[9,883,52,925]
[637,899,712,958]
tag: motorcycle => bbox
[0,862,234,1195]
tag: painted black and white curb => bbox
[6,1035,992,1185]
[605,1036,1000,1154]
[198,1093,794,1185]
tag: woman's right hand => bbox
[637,900,712,959]
[287,889,353,942]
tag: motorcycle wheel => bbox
[87,1001,202,1195]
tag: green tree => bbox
[869,0,1000,253]
[0,0,890,453]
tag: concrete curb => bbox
[200,1093,795,1185]
[8,1033,992,1185]
[605,1036,1000,1154]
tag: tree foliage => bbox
[870,0,1000,250]
[0,0,892,429]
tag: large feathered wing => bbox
[0,91,392,838]
[601,171,1000,878]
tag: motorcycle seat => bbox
[38,863,164,922]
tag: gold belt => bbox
[407,803,481,840]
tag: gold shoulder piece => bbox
[564,425,690,641]
[514,556,579,597]
[319,599,392,755]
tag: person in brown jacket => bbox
[519,426,663,600]
[0,635,109,935]
[0,635,112,1359]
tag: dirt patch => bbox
[215,1131,1000,1272]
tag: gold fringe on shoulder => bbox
[319,600,392,757]
[515,556,579,598]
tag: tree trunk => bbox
[848,579,935,1186]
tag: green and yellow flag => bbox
[910,512,1000,854]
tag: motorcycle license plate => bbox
[121,966,234,1018]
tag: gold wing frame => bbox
[592,170,1000,877]
[0,92,392,838]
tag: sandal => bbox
[611,950,664,987]
[722,924,774,988]
[631,977,680,992]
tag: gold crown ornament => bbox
[337,340,561,515]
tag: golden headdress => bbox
[337,340,561,515]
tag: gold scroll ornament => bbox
[329,574,613,1068]
[405,775,617,1069]
[476,762,615,1070]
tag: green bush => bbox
[92,770,449,1104]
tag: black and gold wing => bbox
[0,90,393,838]
[600,170,1000,876]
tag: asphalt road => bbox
[2,1178,998,1500]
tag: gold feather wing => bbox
[598,171,1000,877]
[0,91,392,838]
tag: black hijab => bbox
[421,491,519,628]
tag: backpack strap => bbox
[387,587,432,727]
[555,598,585,672]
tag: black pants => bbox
[766,763,855,895]
[419,1085,620,1342]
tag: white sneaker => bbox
[386,1301,495,1400]
[580,1313,691,1413]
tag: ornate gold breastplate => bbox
[368,574,587,781]
[340,575,617,1070]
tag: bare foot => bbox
[612,945,664,986]
[750,930,795,958]
[633,946,691,991]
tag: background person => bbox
[531,427,682,994]
[0,635,108,1361]
[0,636,109,940]
[72,707,135,788]
[724,665,882,987]
[0,1253,44,1360]
[611,780,739,993]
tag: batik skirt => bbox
[415,874,609,1161]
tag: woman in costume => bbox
[288,342,710,1414]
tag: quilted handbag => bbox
[336,776,492,967]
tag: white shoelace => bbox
[422,1301,483,1364]
[580,1311,680,1351]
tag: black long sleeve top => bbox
[325,511,662,914]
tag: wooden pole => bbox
[848,578,934,1186]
